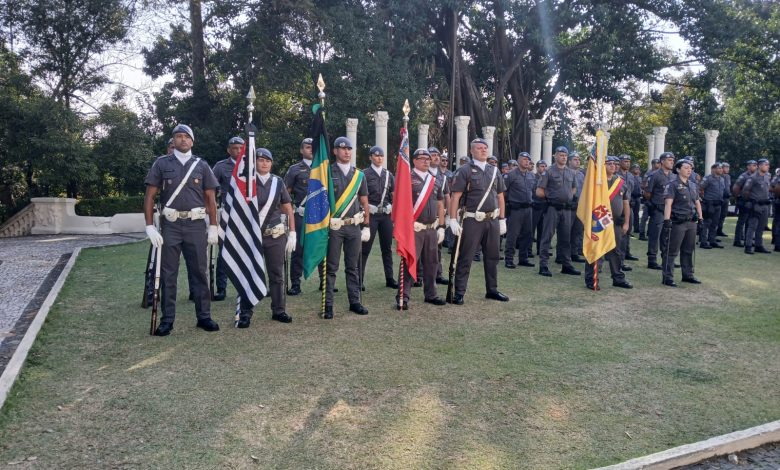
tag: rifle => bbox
[283,214,289,304]
[209,204,222,300]
[446,181,470,303]
[141,244,156,308]
[149,237,162,335]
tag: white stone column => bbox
[653,126,667,159]
[542,129,554,165]
[482,126,496,157]
[704,130,719,175]
[418,124,429,151]
[346,118,358,166]
[646,135,655,171]
[454,116,470,168]
[374,111,389,168]
[529,119,544,164]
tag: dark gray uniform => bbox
[284,160,312,290]
[617,168,635,259]
[212,157,236,292]
[238,175,292,319]
[532,172,547,256]
[638,169,655,238]
[699,173,725,247]
[742,171,772,251]
[646,169,675,265]
[326,164,368,308]
[569,169,586,259]
[398,170,444,305]
[538,165,577,269]
[144,155,218,323]
[503,167,535,264]
[630,173,642,229]
[772,174,780,250]
[733,171,753,245]
[585,175,628,287]
[718,172,731,236]
[450,162,506,296]
[662,178,699,283]
[431,168,450,279]
[361,166,395,283]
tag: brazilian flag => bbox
[302,103,333,278]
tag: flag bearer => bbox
[361,146,397,289]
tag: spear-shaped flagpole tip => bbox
[317,74,326,106]
[402,99,410,129]
[246,86,256,123]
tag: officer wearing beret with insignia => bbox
[645,152,676,269]
[536,146,580,277]
[361,146,398,289]
[638,158,661,240]
[210,136,245,300]
[397,149,447,309]
[699,162,726,249]
[717,162,731,237]
[143,124,220,336]
[428,147,451,284]
[661,159,703,287]
[585,156,632,290]
[732,159,758,246]
[629,163,642,233]
[532,160,548,258]
[503,152,535,268]
[616,154,639,266]
[742,158,773,254]
[567,151,586,263]
[324,137,370,319]
[447,138,509,304]
[234,148,297,327]
[285,138,314,295]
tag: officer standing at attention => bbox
[284,138,313,295]
[361,146,398,289]
[645,152,676,270]
[144,124,220,336]
[585,156,632,290]
[630,163,643,232]
[742,158,773,254]
[536,146,580,277]
[638,158,661,240]
[732,160,758,247]
[503,151,535,268]
[210,136,244,300]
[772,169,780,252]
[699,162,726,249]
[717,162,732,237]
[661,159,703,287]
[396,149,447,309]
[428,147,451,285]
[616,154,638,265]
[447,138,509,305]
[235,148,298,327]
[532,160,548,258]
[324,137,371,319]
[567,151,586,263]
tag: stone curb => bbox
[0,248,82,410]
[595,420,780,469]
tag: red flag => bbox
[392,127,417,281]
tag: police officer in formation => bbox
[732,159,757,247]
[503,152,535,268]
[717,162,731,238]
[699,162,726,249]
[630,163,642,232]
[661,159,703,287]
[210,136,245,300]
[536,146,580,277]
[616,154,639,265]
[325,137,370,319]
[532,160,548,258]
[584,156,632,290]
[428,147,451,285]
[567,151,586,263]
[447,138,509,304]
[396,149,447,309]
[772,169,780,251]
[284,138,315,296]
[361,146,398,289]
[742,158,773,254]
[638,158,661,240]
[645,152,676,270]
[143,124,221,336]
[235,148,297,327]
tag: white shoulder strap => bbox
[379,170,390,206]
[258,176,279,229]
[164,158,201,208]
[475,165,498,212]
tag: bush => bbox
[75,196,144,216]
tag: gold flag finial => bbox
[246,86,256,123]
[402,99,411,129]
[317,74,326,105]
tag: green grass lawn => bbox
[1,221,778,469]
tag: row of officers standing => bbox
[143,125,778,336]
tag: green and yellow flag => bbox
[576,129,616,265]
[302,104,332,278]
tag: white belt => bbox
[330,212,364,230]
[413,221,437,232]
[162,207,206,222]
[463,208,500,222]
[369,204,392,215]
[263,223,286,238]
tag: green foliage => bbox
[74,195,145,216]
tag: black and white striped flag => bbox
[219,122,267,305]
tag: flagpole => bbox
[246,87,256,201]
[317,74,328,318]
[399,99,411,310]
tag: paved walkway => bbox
[0,234,146,375]
[678,442,780,469]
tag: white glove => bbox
[437,227,445,244]
[207,225,219,245]
[385,203,392,214]
[499,218,507,235]
[145,225,163,248]
[361,227,371,242]
[286,231,297,256]
[448,217,461,237]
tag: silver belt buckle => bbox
[474,211,486,222]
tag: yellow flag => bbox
[576,130,616,264]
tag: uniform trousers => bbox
[718,199,729,235]
[362,213,394,281]
[539,205,573,269]
[734,200,749,243]
[619,216,633,259]
[532,202,547,255]
[638,201,651,237]
[646,204,665,263]
[773,203,780,248]
[215,237,228,291]
[745,204,770,249]
[326,224,362,307]
[398,228,439,304]
[289,213,305,289]
[662,221,696,282]
[585,227,626,286]
[631,198,641,230]
[160,218,211,322]
[700,200,721,246]
[238,234,287,318]
[504,206,533,263]
[454,218,500,296]
[570,208,584,257]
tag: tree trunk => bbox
[190,0,209,124]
